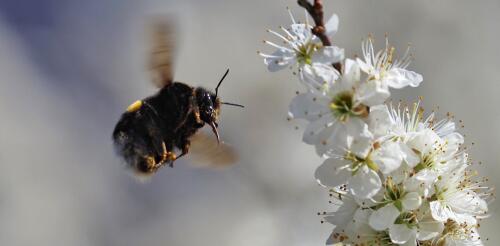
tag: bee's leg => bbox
[176,139,190,160]
[193,107,203,125]
[160,141,177,167]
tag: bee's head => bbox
[195,69,243,143]
[195,87,221,125]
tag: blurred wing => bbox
[187,132,238,168]
[149,18,176,87]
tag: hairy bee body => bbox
[112,82,211,174]
[112,19,240,176]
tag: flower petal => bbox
[290,23,311,43]
[312,46,344,64]
[385,68,423,89]
[389,224,414,244]
[349,135,373,158]
[262,49,295,72]
[430,201,453,222]
[367,104,393,138]
[356,57,372,74]
[343,58,361,83]
[402,192,422,211]
[416,220,444,241]
[356,80,390,106]
[299,63,339,92]
[399,143,420,168]
[369,204,400,231]
[349,165,381,199]
[325,14,339,37]
[302,115,335,145]
[371,141,403,174]
[324,196,358,227]
[316,118,371,157]
[288,92,330,121]
[315,158,351,187]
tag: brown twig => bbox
[297,0,342,72]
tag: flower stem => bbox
[297,0,342,72]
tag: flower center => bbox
[345,151,379,175]
[414,152,436,172]
[394,211,418,229]
[296,42,317,65]
[382,178,407,211]
[329,92,369,122]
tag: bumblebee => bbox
[112,19,242,176]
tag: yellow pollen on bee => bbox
[126,100,143,112]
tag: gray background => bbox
[0,0,498,245]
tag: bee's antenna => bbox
[215,68,230,97]
[221,102,245,108]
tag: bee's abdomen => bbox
[112,106,170,174]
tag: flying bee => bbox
[112,19,243,176]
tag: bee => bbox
[112,19,243,176]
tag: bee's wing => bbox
[187,131,238,168]
[149,17,176,88]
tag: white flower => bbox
[259,9,344,90]
[325,207,391,245]
[356,38,423,105]
[371,202,443,245]
[433,218,484,246]
[314,137,404,200]
[369,178,423,231]
[289,59,383,156]
[429,160,489,223]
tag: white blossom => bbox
[429,159,488,223]
[259,6,491,246]
[356,38,423,105]
[288,59,372,155]
[259,9,343,91]
[314,137,404,200]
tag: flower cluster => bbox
[260,6,492,246]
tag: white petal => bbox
[429,201,453,222]
[302,115,335,145]
[349,165,381,199]
[312,46,344,64]
[288,93,330,121]
[389,224,414,244]
[385,68,423,89]
[371,141,403,174]
[314,158,351,187]
[324,197,358,227]
[406,129,440,155]
[450,192,488,216]
[416,220,444,241]
[442,132,464,159]
[369,204,400,230]
[343,58,361,83]
[356,57,373,74]
[349,135,373,159]
[299,63,339,92]
[367,104,393,137]
[316,118,371,157]
[404,170,438,196]
[402,192,422,211]
[290,23,310,43]
[399,143,420,168]
[356,80,390,106]
[325,232,335,245]
[325,14,339,36]
[401,233,417,246]
[263,49,295,72]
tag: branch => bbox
[297,0,342,72]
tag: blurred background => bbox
[0,0,499,245]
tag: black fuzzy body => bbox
[112,82,206,174]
